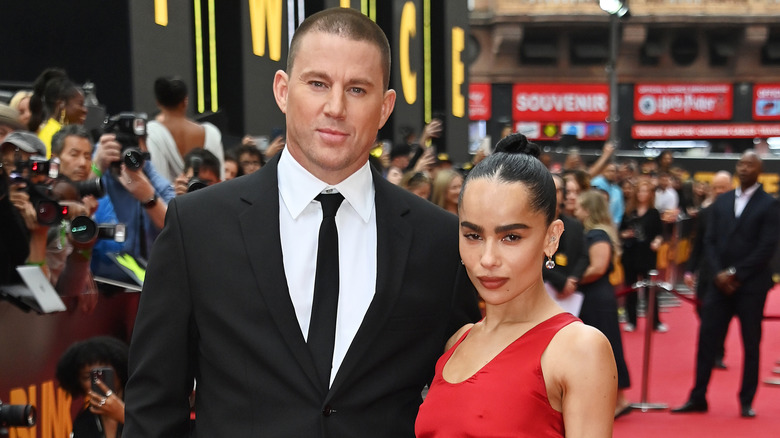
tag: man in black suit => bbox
[673,151,780,418]
[123,8,480,437]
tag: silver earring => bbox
[545,256,555,270]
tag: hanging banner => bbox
[469,83,491,120]
[634,83,733,121]
[753,84,780,120]
[512,84,609,122]
[632,123,780,139]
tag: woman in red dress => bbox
[415,134,617,437]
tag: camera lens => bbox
[0,402,36,427]
[187,179,208,192]
[35,200,66,226]
[70,216,98,243]
[123,148,145,170]
[73,178,104,198]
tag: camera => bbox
[102,112,149,170]
[186,156,208,192]
[8,171,69,226]
[0,399,36,428]
[71,177,104,198]
[70,216,126,244]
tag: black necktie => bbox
[308,192,344,390]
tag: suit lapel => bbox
[733,186,765,231]
[328,170,413,397]
[237,156,320,390]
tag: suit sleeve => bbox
[124,198,195,438]
[447,264,482,339]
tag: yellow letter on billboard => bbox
[400,2,417,104]
[249,0,283,61]
[451,26,465,118]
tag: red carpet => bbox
[613,284,780,437]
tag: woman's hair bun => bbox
[494,133,540,158]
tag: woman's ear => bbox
[544,219,564,258]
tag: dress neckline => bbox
[441,312,571,385]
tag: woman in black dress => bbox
[620,179,665,332]
[575,190,632,418]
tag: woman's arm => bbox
[579,241,611,285]
[556,324,617,438]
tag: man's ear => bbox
[272,70,289,114]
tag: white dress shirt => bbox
[734,183,760,218]
[277,148,377,386]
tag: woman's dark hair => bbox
[460,133,557,224]
[154,76,188,108]
[56,336,129,398]
[28,68,80,131]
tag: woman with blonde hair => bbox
[575,189,632,418]
[431,168,462,214]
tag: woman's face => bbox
[78,363,120,397]
[574,199,588,222]
[636,184,651,205]
[564,179,579,214]
[446,174,463,207]
[224,160,238,181]
[622,181,635,201]
[17,96,31,128]
[459,178,560,306]
[64,91,87,125]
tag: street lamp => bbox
[599,0,629,145]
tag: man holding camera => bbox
[172,148,221,196]
[91,126,174,263]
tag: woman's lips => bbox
[478,276,508,290]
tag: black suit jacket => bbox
[543,214,586,292]
[704,185,780,296]
[124,156,480,437]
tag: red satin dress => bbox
[415,312,580,438]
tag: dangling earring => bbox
[58,108,67,125]
[545,256,555,270]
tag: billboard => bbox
[634,83,733,121]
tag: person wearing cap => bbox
[1,130,33,284]
[1,131,98,310]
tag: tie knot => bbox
[316,193,344,218]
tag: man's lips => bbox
[477,276,508,290]
[317,128,348,142]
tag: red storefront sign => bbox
[632,123,780,139]
[753,84,780,121]
[469,83,491,120]
[634,83,733,121]
[512,84,609,122]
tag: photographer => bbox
[91,118,174,262]
[0,130,31,285]
[172,148,221,196]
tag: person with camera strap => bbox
[90,115,174,267]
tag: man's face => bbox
[57,136,93,181]
[603,164,617,183]
[711,174,732,197]
[736,153,761,188]
[1,145,31,174]
[273,31,396,185]
[185,166,219,186]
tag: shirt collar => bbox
[278,148,375,222]
[735,182,760,198]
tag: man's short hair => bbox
[51,124,92,157]
[287,7,391,90]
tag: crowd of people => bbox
[2,6,779,437]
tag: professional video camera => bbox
[187,156,208,192]
[7,159,69,226]
[102,112,149,170]
[0,399,36,429]
[70,215,126,244]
